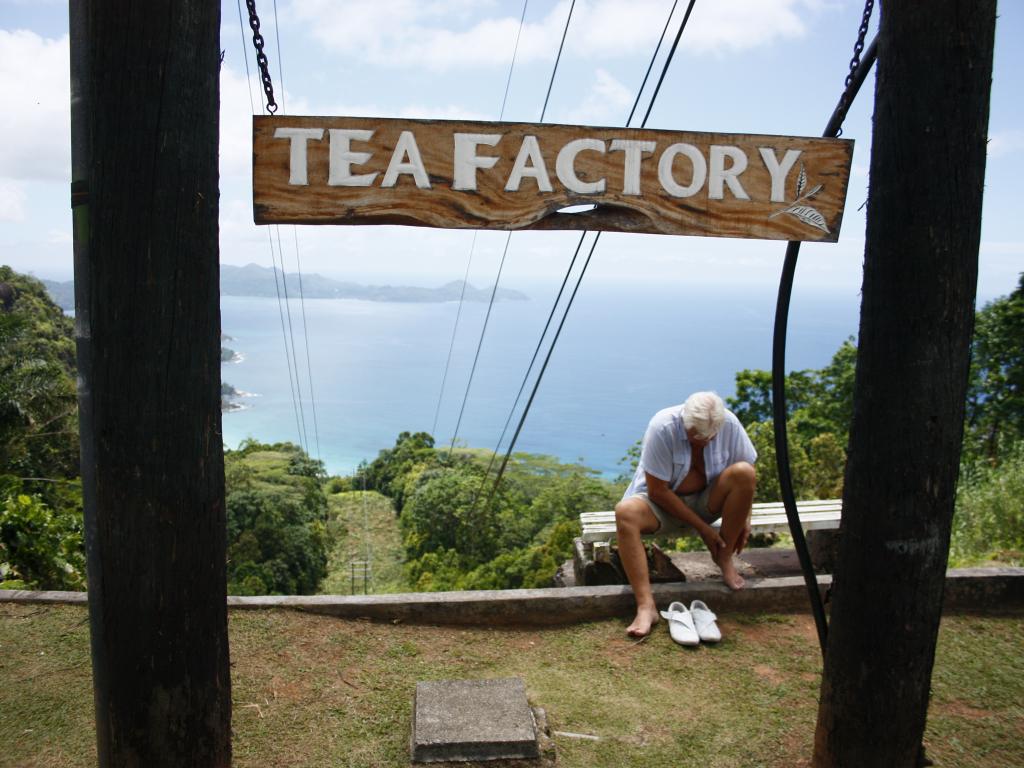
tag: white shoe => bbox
[689,600,722,643]
[659,601,699,647]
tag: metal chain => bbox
[245,0,278,114]
[835,0,874,136]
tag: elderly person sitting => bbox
[615,391,757,638]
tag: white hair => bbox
[682,391,725,439]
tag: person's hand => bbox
[700,525,727,558]
[735,521,752,555]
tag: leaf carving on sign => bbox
[770,163,830,233]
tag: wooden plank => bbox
[580,506,842,542]
[754,500,843,511]
[580,500,841,525]
[253,116,853,241]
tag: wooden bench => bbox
[573,499,843,586]
[580,498,843,544]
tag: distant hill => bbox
[220,263,527,303]
[41,265,527,309]
[41,279,74,311]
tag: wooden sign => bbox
[253,116,853,242]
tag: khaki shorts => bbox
[630,486,718,535]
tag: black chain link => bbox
[245,0,278,114]
[835,0,874,136]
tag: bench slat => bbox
[579,499,842,543]
[581,499,840,522]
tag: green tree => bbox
[224,442,328,594]
[399,466,502,568]
[359,431,439,511]
[951,441,1024,566]
[966,273,1024,460]
[728,337,857,447]
[0,490,85,590]
[0,268,79,488]
[727,338,857,502]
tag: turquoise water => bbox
[220,280,860,477]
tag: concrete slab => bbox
[668,549,804,582]
[412,678,539,763]
[738,548,805,577]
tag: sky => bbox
[1,0,1021,303]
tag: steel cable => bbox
[434,1,529,452]
[471,0,682,505]
[447,0,581,458]
[480,0,698,510]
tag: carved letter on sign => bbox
[253,116,854,242]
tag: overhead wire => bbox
[446,0,577,458]
[237,0,308,453]
[432,232,476,437]
[268,0,323,466]
[267,229,308,450]
[433,1,528,449]
[481,0,699,509]
[271,0,324,463]
[540,0,576,121]
[444,0,534,457]
[274,227,311,452]
[500,0,531,119]
[235,0,257,113]
[292,230,323,463]
[473,0,681,500]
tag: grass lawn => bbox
[1,604,1021,767]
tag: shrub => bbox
[0,490,86,590]
[224,442,329,594]
[950,442,1024,566]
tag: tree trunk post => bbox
[70,2,231,765]
[812,2,996,766]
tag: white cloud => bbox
[220,65,258,179]
[219,62,319,180]
[285,0,820,71]
[0,178,27,221]
[556,68,633,125]
[286,0,552,70]
[681,0,811,55]
[0,30,70,181]
[988,130,1024,158]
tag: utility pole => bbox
[70,2,231,765]
[812,2,996,766]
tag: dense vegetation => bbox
[353,433,620,591]
[0,267,84,589]
[223,441,329,595]
[954,275,1024,564]
[727,338,855,504]
[725,274,1024,566]
[2,264,1021,591]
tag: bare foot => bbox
[626,605,660,638]
[715,553,746,591]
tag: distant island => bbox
[220,263,528,303]
[40,264,527,311]
[41,279,74,311]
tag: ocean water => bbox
[220,281,861,477]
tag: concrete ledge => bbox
[227,576,831,624]
[2,567,1021,625]
[0,589,87,605]
[937,567,1024,612]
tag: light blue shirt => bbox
[623,404,757,498]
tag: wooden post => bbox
[70,2,231,765]
[812,2,996,766]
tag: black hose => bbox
[772,36,877,656]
